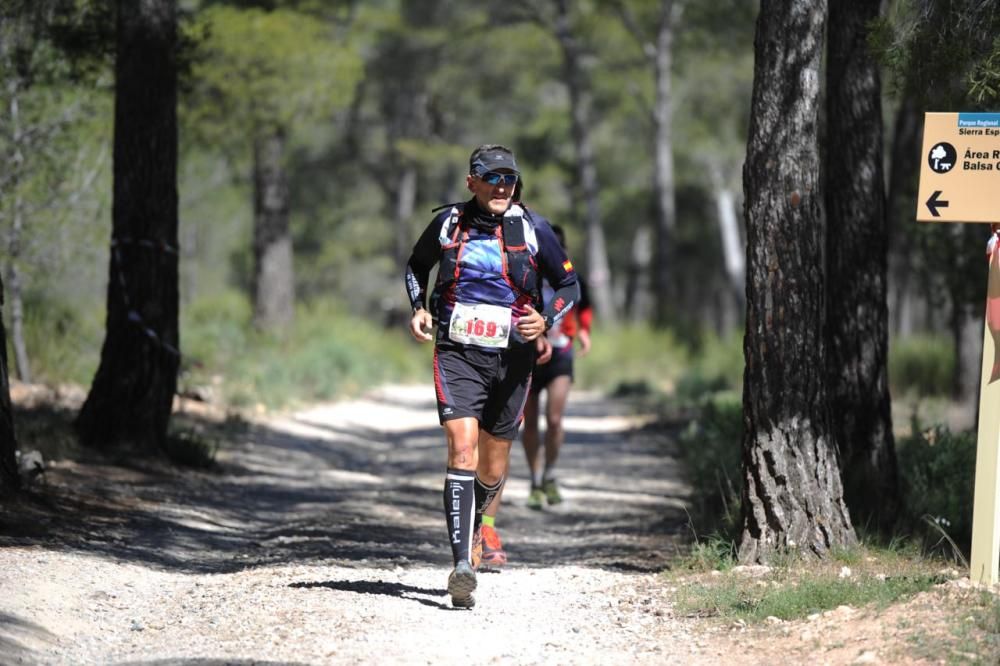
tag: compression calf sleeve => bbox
[444,468,476,565]
[474,474,505,516]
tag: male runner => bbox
[524,224,592,508]
[476,225,592,569]
[404,144,578,608]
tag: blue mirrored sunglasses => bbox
[480,171,518,187]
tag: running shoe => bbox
[471,525,482,570]
[527,486,545,510]
[447,560,477,609]
[480,524,507,569]
[542,478,563,505]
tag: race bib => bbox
[448,302,512,348]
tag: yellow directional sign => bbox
[917,113,1000,223]
[918,112,1000,586]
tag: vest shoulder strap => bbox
[430,201,465,213]
[437,206,464,246]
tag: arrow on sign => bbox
[926,190,950,217]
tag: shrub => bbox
[677,390,744,539]
[889,335,954,398]
[896,418,977,554]
[14,292,102,385]
[574,324,688,394]
[163,428,219,470]
[180,293,427,409]
[681,534,738,572]
[675,333,744,402]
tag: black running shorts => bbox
[531,345,574,393]
[433,342,536,440]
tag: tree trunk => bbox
[957,304,982,427]
[941,223,989,409]
[395,163,417,268]
[553,0,616,321]
[6,262,29,384]
[739,0,856,563]
[181,213,199,306]
[651,0,679,326]
[252,128,295,332]
[76,0,180,452]
[709,161,745,328]
[0,274,20,495]
[824,0,899,532]
[886,97,922,337]
[953,299,983,405]
[625,224,653,322]
[5,76,31,383]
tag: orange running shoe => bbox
[480,524,507,570]
[471,526,483,570]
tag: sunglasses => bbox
[479,172,518,187]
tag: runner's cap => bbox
[470,147,519,176]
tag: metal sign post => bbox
[917,112,1000,585]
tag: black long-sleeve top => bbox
[405,198,580,348]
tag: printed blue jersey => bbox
[405,200,579,350]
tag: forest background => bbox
[2,0,998,555]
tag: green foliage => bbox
[974,590,1000,647]
[163,427,219,470]
[1,4,113,349]
[870,0,998,328]
[680,534,738,573]
[183,5,362,145]
[873,0,1000,108]
[673,546,947,623]
[574,324,688,393]
[889,335,955,398]
[969,37,1000,105]
[12,292,103,386]
[675,333,743,402]
[180,292,426,409]
[678,572,941,622]
[10,403,79,462]
[181,289,254,369]
[677,390,744,539]
[896,420,977,554]
[5,0,767,395]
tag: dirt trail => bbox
[0,385,712,665]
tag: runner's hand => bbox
[577,328,592,358]
[536,335,553,365]
[409,308,433,342]
[517,305,546,341]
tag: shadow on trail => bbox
[289,579,450,610]
[0,611,56,663]
[116,658,308,666]
[0,387,690,576]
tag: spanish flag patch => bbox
[562,259,573,272]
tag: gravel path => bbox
[1,385,716,665]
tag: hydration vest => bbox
[431,202,541,312]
